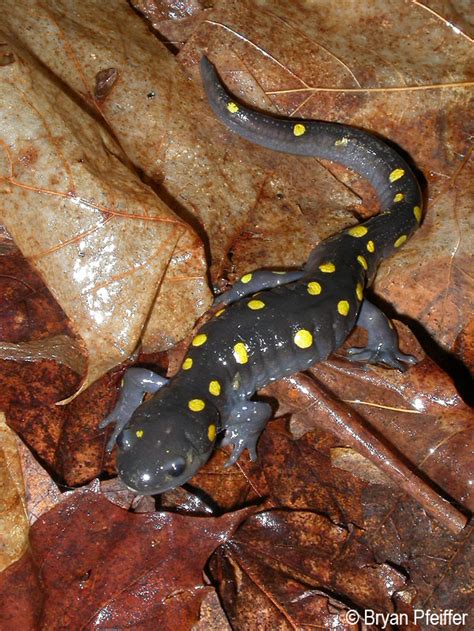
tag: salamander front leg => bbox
[214,269,304,306]
[346,299,417,370]
[100,367,168,451]
[222,401,272,466]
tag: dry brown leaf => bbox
[0,415,28,571]
[1,7,210,397]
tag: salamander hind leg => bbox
[221,400,272,465]
[346,299,417,371]
[214,269,304,306]
[100,367,168,451]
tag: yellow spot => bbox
[188,399,205,412]
[393,193,405,203]
[319,262,336,273]
[182,357,193,370]
[215,308,225,317]
[356,283,363,301]
[348,226,368,238]
[209,380,221,396]
[208,424,216,442]
[394,235,407,248]
[366,240,375,253]
[248,299,265,310]
[240,273,252,284]
[357,255,368,270]
[337,300,350,316]
[192,333,207,347]
[293,329,313,349]
[227,101,239,114]
[135,430,144,438]
[233,342,249,364]
[293,123,306,136]
[414,206,422,223]
[389,168,405,183]
[335,137,349,146]
[307,281,322,295]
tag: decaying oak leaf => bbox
[0,415,29,572]
[0,359,79,475]
[192,590,232,631]
[0,33,209,398]
[307,351,474,510]
[210,510,411,629]
[0,336,85,376]
[0,247,86,374]
[0,490,252,630]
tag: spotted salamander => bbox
[100,56,423,495]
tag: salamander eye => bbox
[166,458,186,477]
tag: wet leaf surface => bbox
[0,490,250,629]
[0,416,29,572]
[0,0,473,629]
[1,5,211,397]
[210,509,411,629]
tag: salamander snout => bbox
[117,440,210,495]
[115,410,217,495]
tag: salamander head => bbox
[115,399,219,495]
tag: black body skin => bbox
[101,57,423,495]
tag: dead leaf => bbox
[331,447,395,486]
[306,348,474,510]
[210,510,410,629]
[0,415,29,571]
[0,490,252,630]
[0,14,210,397]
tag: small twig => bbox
[270,374,467,534]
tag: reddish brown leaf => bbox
[0,553,43,629]
[306,350,473,511]
[0,491,252,630]
[0,252,72,344]
[0,360,79,465]
[211,510,410,629]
